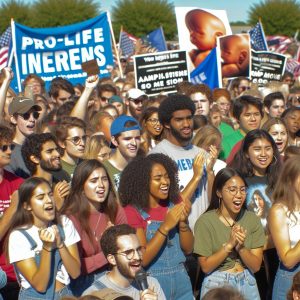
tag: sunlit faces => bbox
[268,124,288,154]
[190,92,210,116]
[55,89,73,107]
[113,234,143,280]
[145,112,163,138]
[97,145,111,162]
[0,139,13,168]
[246,138,274,176]
[100,91,115,108]
[84,168,110,207]
[26,182,55,228]
[210,111,222,127]
[149,164,170,205]
[218,176,246,214]
[127,97,146,119]
[64,127,86,159]
[14,108,39,137]
[216,96,231,116]
[112,102,125,116]
[39,140,61,171]
[25,78,42,95]
[168,109,194,145]
[238,105,262,134]
[114,129,141,160]
[284,111,300,134]
[265,99,285,118]
[237,79,250,95]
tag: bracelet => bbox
[57,243,65,249]
[222,243,232,254]
[42,246,52,252]
[157,228,168,237]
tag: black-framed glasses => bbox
[224,186,247,196]
[65,135,88,145]
[146,118,160,126]
[18,111,40,120]
[130,98,146,105]
[113,246,146,260]
[0,144,15,152]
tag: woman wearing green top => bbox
[194,168,265,299]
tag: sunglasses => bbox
[0,144,15,152]
[130,98,145,105]
[18,111,40,120]
[65,135,88,145]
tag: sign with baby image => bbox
[216,34,251,86]
[250,50,287,87]
[175,7,232,89]
[133,50,189,95]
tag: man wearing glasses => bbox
[125,89,148,121]
[55,116,87,178]
[0,125,23,300]
[6,96,41,178]
[83,224,165,300]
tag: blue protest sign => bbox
[10,13,113,92]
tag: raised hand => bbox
[206,145,218,173]
[192,151,206,180]
[53,181,70,210]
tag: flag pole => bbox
[107,12,123,79]
[160,25,168,50]
[258,17,268,51]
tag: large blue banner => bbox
[11,13,113,92]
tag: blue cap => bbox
[110,115,141,137]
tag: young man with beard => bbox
[5,96,41,178]
[125,89,148,121]
[0,125,23,300]
[83,224,165,300]
[21,133,70,209]
[103,115,141,193]
[55,116,87,178]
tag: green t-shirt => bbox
[61,159,76,179]
[220,129,244,160]
[103,160,122,193]
[194,209,265,272]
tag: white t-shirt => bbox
[9,215,80,289]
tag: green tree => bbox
[248,0,300,36]
[112,0,177,40]
[0,0,31,33]
[29,0,99,28]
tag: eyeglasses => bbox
[18,111,40,120]
[101,96,109,103]
[130,98,145,105]
[146,118,160,126]
[113,246,146,260]
[224,186,247,196]
[0,144,15,152]
[65,135,88,145]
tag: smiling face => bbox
[247,138,274,176]
[39,140,61,171]
[268,124,288,154]
[218,176,246,215]
[26,182,55,228]
[145,112,163,138]
[84,167,110,210]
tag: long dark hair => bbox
[229,129,281,195]
[119,153,179,210]
[61,159,118,247]
[207,168,247,211]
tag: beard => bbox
[40,158,61,172]
[115,256,142,280]
[169,124,193,145]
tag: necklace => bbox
[93,212,102,241]
[219,209,236,227]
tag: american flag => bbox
[0,27,11,70]
[248,22,268,51]
[266,35,293,54]
[119,30,138,58]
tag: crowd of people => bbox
[0,60,299,300]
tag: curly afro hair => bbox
[158,94,195,126]
[119,153,180,210]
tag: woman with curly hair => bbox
[60,159,127,296]
[229,129,282,299]
[119,153,194,300]
[269,157,300,300]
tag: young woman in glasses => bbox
[120,153,194,300]
[229,129,282,299]
[194,167,264,299]
[60,159,127,296]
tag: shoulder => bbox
[3,170,24,185]
[269,203,287,219]
[195,210,217,228]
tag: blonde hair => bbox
[84,134,110,160]
[192,125,222,149]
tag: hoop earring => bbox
[218,197,221,208]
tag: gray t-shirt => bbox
[83,272,166,300]
[149,139,209,231]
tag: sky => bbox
[101,0,262,22]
